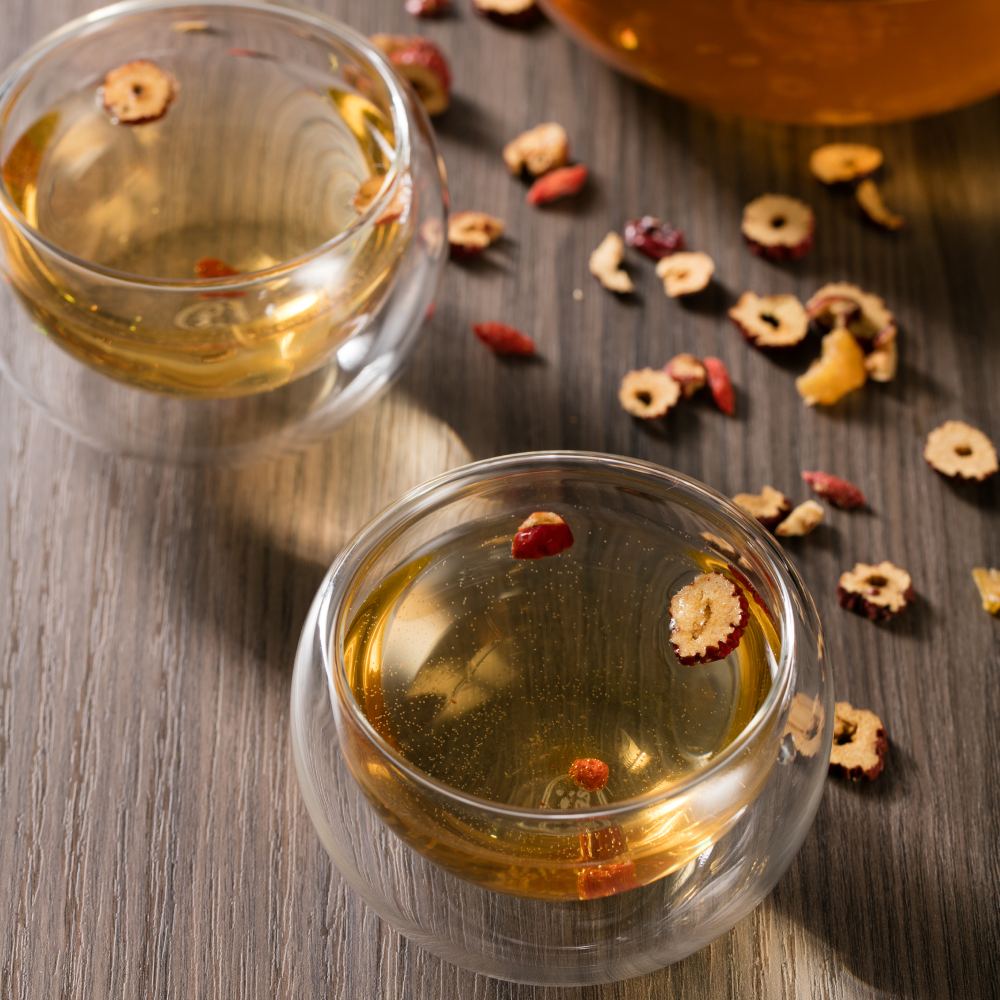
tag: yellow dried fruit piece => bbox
[795,328,867,406]
[589,232,633,293]
[972,568,1000,615]
[809,143,883,184]
[775,500,824,537]
[856,178,904,230]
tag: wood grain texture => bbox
[1,1,999,997]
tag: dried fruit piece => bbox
[830,702,888,781]
[972,567,1000,615]
[194,257,240,279]
[669,572,749,665]
[502,122,569,177]
[865,325,898,382]
[732,486,792,530]
[579,825,625,862]
[171,19,210,32]
[795,328,867,406]
[623,216,685,260]
[924,421,999,481]
[729,292,808,349]
[775,500,824,537]
[406,0,450,15]
[801,471,865,510]
[838,561,914,620]
[526,164,587,206]
[577,861,638,900]
[741,194,815,260]
[655,251,714,297]
[352,173,413,225]
[665,353,706,398]
[809,143,883,185]
[472,0,543,28]
[569,758,609,792]
[703,357,735,416]
[783,692,824,757]
[370,34,451,116]
[856,178,904,230]
[448,210,504,257]
[806,282,894,342]
[589,232,634,293]
[101,60,177,125]
[511,511,574,559]
[618,368,681,420]
[473,321,535,356]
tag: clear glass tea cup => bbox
[292,452,833,984]
[0,0,446,461]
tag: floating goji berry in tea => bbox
[569,758,609,792]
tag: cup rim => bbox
[319,450,799,823]
[0,0,413,290]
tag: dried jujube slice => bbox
[618,368,681,419]
[972,567,1000,615]
[809,143,883,185]
[502,122,569,177]
[669,572,749,665]
[838,561,914,620]
[569,758,609,792]
[729,292,809,349]
[741,194,814,260]
[829,702,888,781]
[101,60,177,125]
[472,0,543,29]
[865,326,898,382]
[370,34,451,115]
[407,0,450,15]
[923,421,999,482]
[448,210,504,257]
[806,282,894,342]
[664,353,706,398]
[623,216,685,260]
[732,486,792,529]
[589,232,633,293]
[655,251,714,297]
[801,470,866,509]
[775,500,824,537]
[856,179,904,230]
[511,512,573,559]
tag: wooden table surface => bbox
[2,1,999,997]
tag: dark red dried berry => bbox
[623,216,686,260]
[526,164,587,206]
[569,758,609,791]
[472,322,536,356]
[703,356,735,416]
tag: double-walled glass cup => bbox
[292,452,833,984]
[0,1,446,461]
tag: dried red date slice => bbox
[472,321,535,355]
[406,0,450,15]
[472,0,543,28]
[618,368,681,419]
[448,210,504,257]
[101,60,177,125]
[809,143,883,185]
[729,292,809,349]
[569,758,609,792]
[511,512,574,559]
[741,194,814,260]
[577,861,638,900]
[502,122,569,177]
[775,500,824,537]
[352,174,413,225]
[732,486,792,530]
[669,571,749,665]
[655,251,714,297]
[830,702,888,781]
[370,34,451,115]
[801,470,866,509]
[623,216,685,260]
[856,179,904,230]
[664,353,706,398]
[806,282,893,342]
[526,164,587,205]
[838,561,914,620]
[703,356,735,416]
[589,232,633,293]
[973,568,1000,615]
[865,325,898,382]
[924,421,998,482]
